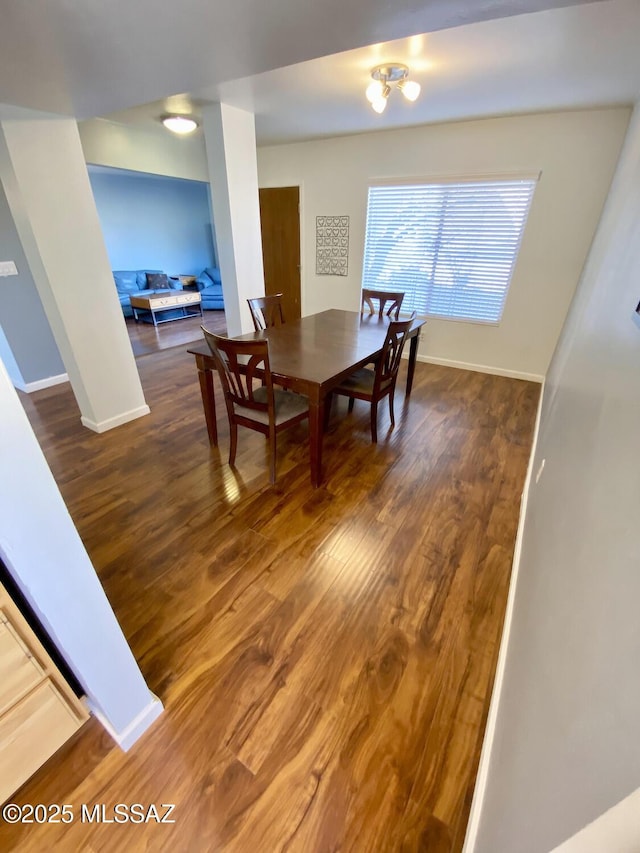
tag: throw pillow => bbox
[146,272,171,290]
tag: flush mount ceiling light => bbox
[365,64,421,114]
[161,115,198,135]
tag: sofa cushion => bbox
[146,272,172,290]
[196,266,223,294]
[113,271,139,294]
[136,270,163,289]
[200,285,225,310]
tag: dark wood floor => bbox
[126,309,227,356]
[3,336,539,852]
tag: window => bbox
[362,176,537,324]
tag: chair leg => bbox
[348,397,355,413]
[229,421,238,467]
[370,400,378,443]
[269,428,277,485]
[389,389,395,427]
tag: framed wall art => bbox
[316,215,349,276]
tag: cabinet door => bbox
[0,682,80,804]
[0,619,44,716]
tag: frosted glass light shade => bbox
[162,116,198,134]
[366,81,384,104]
[400,80,421,102]
[371,96,387,115]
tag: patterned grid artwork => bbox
[316,216,349,276]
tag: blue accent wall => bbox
[88,167,216,275]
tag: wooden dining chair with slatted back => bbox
[325,314,415,443]
[247,294,286,331]
[201,327,309,484]
[361,288,405,320]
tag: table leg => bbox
[308,393,324,488]
[406,330,421,396]
[196,361,218,446]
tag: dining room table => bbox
[188,308,426,487]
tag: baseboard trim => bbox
[462,380,546,853]
[15,373,69,393]
[89,691,163,752]
[415,353,544,383]
[81,404,150,433]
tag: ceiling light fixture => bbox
[365,64,421,114]
[161,115,198,135]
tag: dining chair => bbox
[247,294,286,331]
[201,327,309,484]
[361,288,405,320]
[325,315,415,443]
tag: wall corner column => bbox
[202,103,265,335]
[0,114,149,431]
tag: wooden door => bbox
[259,187,301,321]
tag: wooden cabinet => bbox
[0,581,88,804]
[177,275,197,287]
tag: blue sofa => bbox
[194,267,224,310]
[113,269,183,318]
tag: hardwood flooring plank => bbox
[6,346,540,853]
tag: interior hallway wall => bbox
[474,103,640,852]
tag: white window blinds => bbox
[362,177,537,324]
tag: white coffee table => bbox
[130,291,203,326]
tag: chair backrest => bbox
[247,294,285,331]
[361,288,405,320]
[201,327,274,420]
[374,314,415,394]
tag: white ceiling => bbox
[0,0,589,119]
[215,0,640,144]
[98,0,640,146]
[1,0,638,146]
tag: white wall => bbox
[80,118,209,181]
[0,116,149,432]
[203,103,265,335]
[258,109,629,379]
[0,357,162,744]
[471,103,640,852]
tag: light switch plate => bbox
[0,261,18,277]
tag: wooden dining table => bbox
[188,308,426,487]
